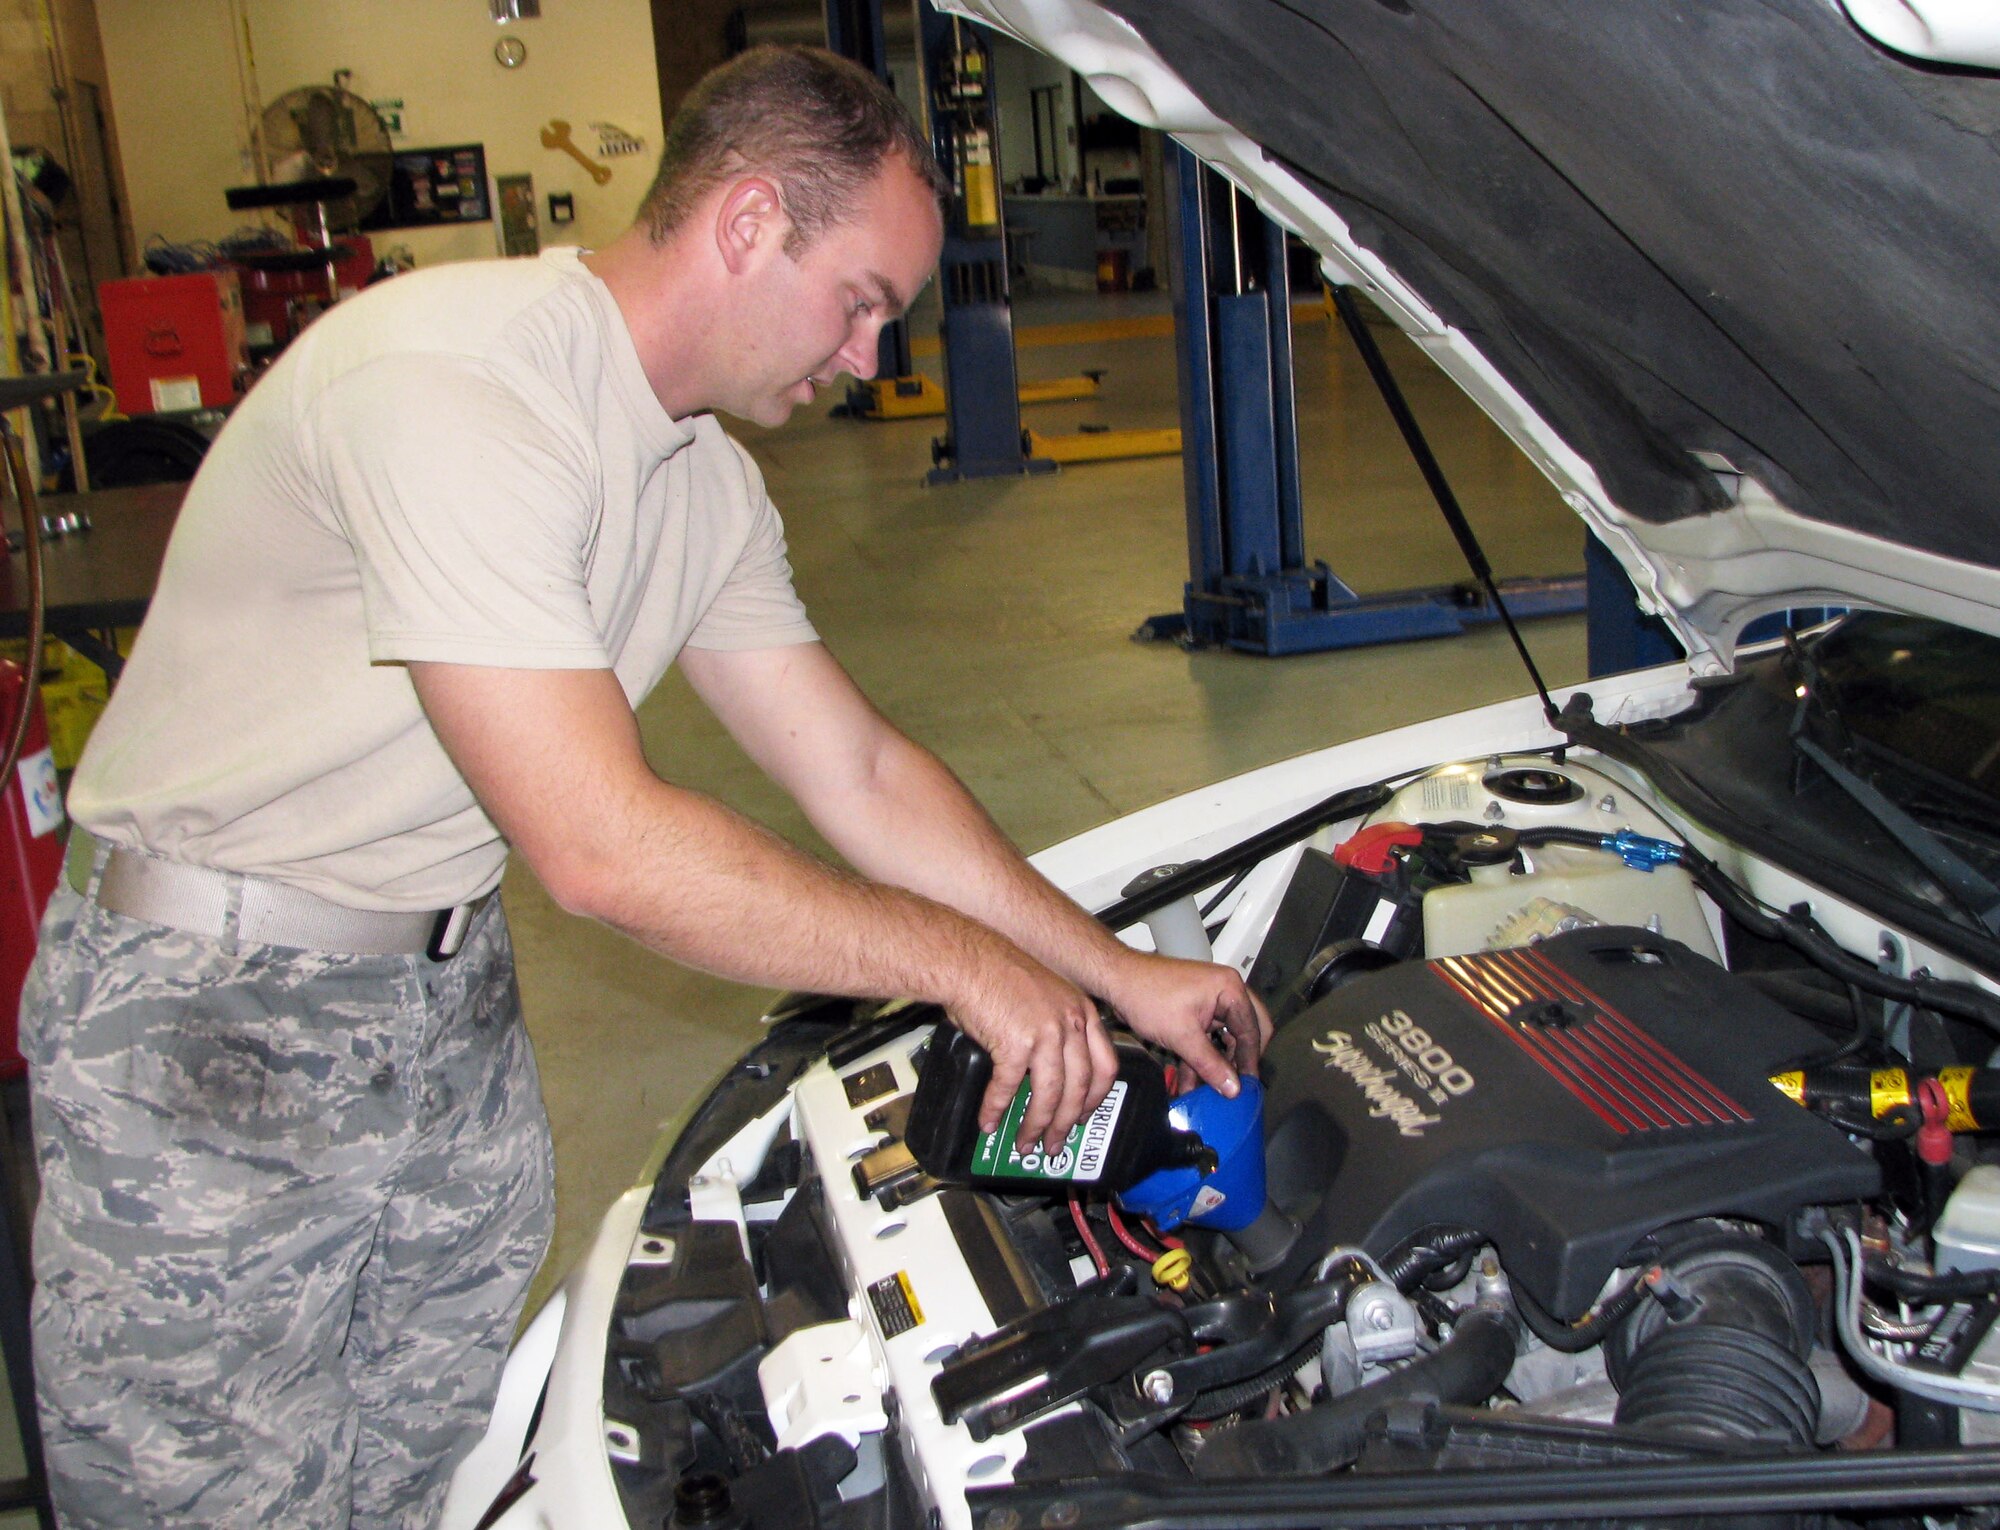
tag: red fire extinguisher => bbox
[1,656,63,1079]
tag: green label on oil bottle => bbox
[970,1080,1128,1182]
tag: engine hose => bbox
[1865,1256,2000,1303]
[1381,1228,1487,1291]
[1614,1323,1820,1448]
[1418,1249,1480,1293]
[1509,1267,1650,1353]
[1738,969,1870,1031]
[1184,1342,1318,1422]
[1515,826,1613,851]
[1679,842,2000,1033]
[1190,1305,1519,1478]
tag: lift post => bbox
[915,0,1052,484]
[828,0,1082,428]
[824,0,914,388]
[1145,144,1585,655]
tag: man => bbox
[21,45,1268,1527]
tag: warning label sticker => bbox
[867,1271,924,1337]
[16,747,62,838]
[1419,772,1476,813]
[149,376,202,413]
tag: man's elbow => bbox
[523,840,623,923]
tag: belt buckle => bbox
[427,902,474,962]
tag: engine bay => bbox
[594,747,2000,1529]
[1257,925,1880,1313]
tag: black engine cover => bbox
[1258,927,1879,1316]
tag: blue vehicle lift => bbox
[1142,144,1586,655]
[824,0,1178,464]
[824,0,915,390]
[914,1,1053,485]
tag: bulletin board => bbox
[360,144,492,231]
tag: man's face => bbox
[724,156,943,428]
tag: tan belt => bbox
[65,830,489,959]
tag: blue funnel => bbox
[1115,1077,1265,1232]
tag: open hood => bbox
[943,0,2000,669]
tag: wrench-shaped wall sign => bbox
[540,120,613,185]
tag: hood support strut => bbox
[1328,285,1560,727]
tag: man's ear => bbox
[715,176,786,275]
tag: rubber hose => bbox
[1381,1228,1487,1291]
[1682,843,2000,1032]
[1866,1258,2000,1303]
[1184,1342,1318,1422]
[1418,1249,1480,1293]
[1515,827,1612,851]
[1510,1268,1648,1353]
[1191,1305,1519,1478]
[1614,1324,1820,1448]
[1738,970,1867,1030]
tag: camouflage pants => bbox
[19,871,555,1529]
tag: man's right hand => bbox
[947,942,1119,1156]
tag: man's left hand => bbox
[1098,951,1273,1098]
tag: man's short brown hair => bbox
[639,45,947,255]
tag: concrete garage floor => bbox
[507,288,1595,1316]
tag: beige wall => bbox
[2,0,132,363]
[96,0,665,268]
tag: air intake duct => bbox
[1605,1228,1820,1449]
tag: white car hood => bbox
[943,0,2000,672]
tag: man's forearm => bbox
[412,659,1121,1148]
[804,731,1140,999]
[796,731,1268,1093]
[562,773,1016,1007]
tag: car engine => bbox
[594,753,2000,1529]
[1257,927,1880,1315]
[908,759,2000,1498]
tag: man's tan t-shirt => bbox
[70,247,819,912]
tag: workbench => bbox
[2,481,187,679]
[1002,192,1145,289]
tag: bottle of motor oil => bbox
[904,1019,1217,1194]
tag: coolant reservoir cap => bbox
[1335,822,1424,876]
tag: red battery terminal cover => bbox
[1334,821,1425,877]
[1916,1076,1954,1167]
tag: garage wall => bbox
[1,0,132,360]
[95,0,664,268]
[990,33,1075,192]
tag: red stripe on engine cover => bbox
[1431,960,1634,1134]
[1512,948,1752,1126]
[1432,947,1750,1134]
